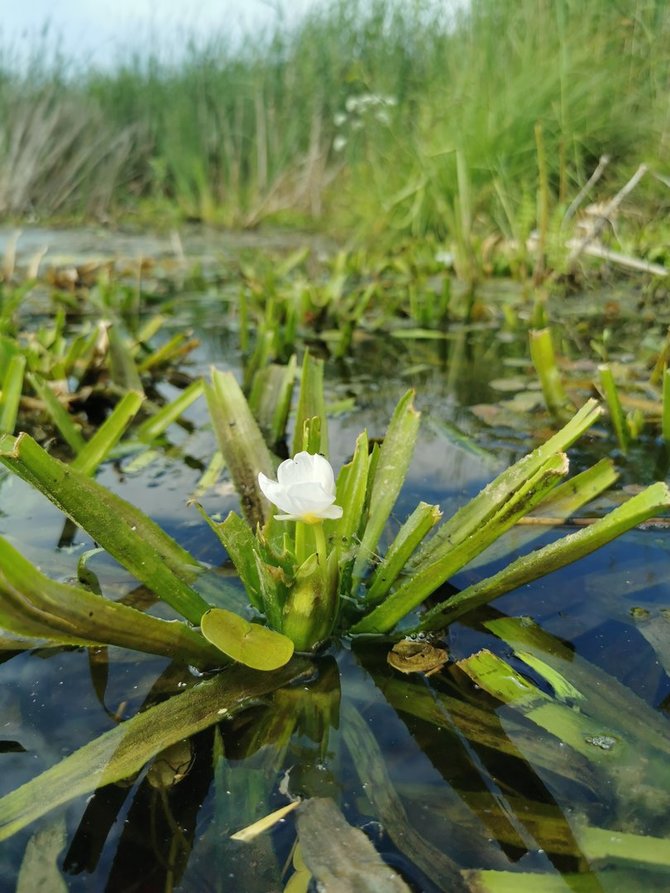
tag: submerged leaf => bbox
[0,659,309,841]
[296,798,411,892]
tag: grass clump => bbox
[0,0,668,263]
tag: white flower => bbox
[333,135,347,153]
[258,452,343,524]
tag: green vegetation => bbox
[3,3,670,886]
[2,0,669,274]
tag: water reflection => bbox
[2,303,670,889]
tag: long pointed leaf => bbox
[410,399,602,573]
[420,481,670,629]
[0,536,221,664]
[28,374,86,455]
[205,368,275,528]
[353,452,569,634]
[71,391,144,476]
[0,659,309,841]
[0,433,208,624]
[292,353,328,456]
[352,390,420,586]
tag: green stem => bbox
[314,522,328,574]
[295,521,307,565]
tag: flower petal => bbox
[257,453,341,522]
[258,472,293,514]
[310,453,336,493]
[318,504,343,520]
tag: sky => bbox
[1,0,325,69]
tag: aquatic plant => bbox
[0,352,664,664]
[2,354,670,892]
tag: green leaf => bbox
[192,449,226,499]
[0,535,221,665]
[353,451,569,634]
[533,457,617,518]
[352,390,420,586]
[107,324,143,392]
[598,363,628,452]
[137,332,195,373]
[196,508,264,614]
[0,659,309,841]
[28,374,86,455]
[249,356,297,446]
[409,398,602,574]
[71,390,144,476]
[0,353,26,434]
[420,481,670,630]
[0,433,209,624]
[529,327,573,419]
[333,430,369,552]
[134,378,204,443]
[292,353,328,456]
[365,501,442,605]
[205,368,276,528]
[200,608,295,670]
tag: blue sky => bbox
[1,0,325,68]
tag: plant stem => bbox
[314,522,328,573]
[295,521,307,564]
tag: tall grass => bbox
[1,0,668,237]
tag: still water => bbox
[1,246,670,891]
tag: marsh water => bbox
[1,230,670,891]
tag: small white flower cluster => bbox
[332,93,397,152]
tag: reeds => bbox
[0,0,668,235]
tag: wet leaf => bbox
[0,432,208,624]
[0,659,309,840]
[296,797,411,892]
[205,368,275,529]
[17,818,67,893]
[200,607,294,671]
